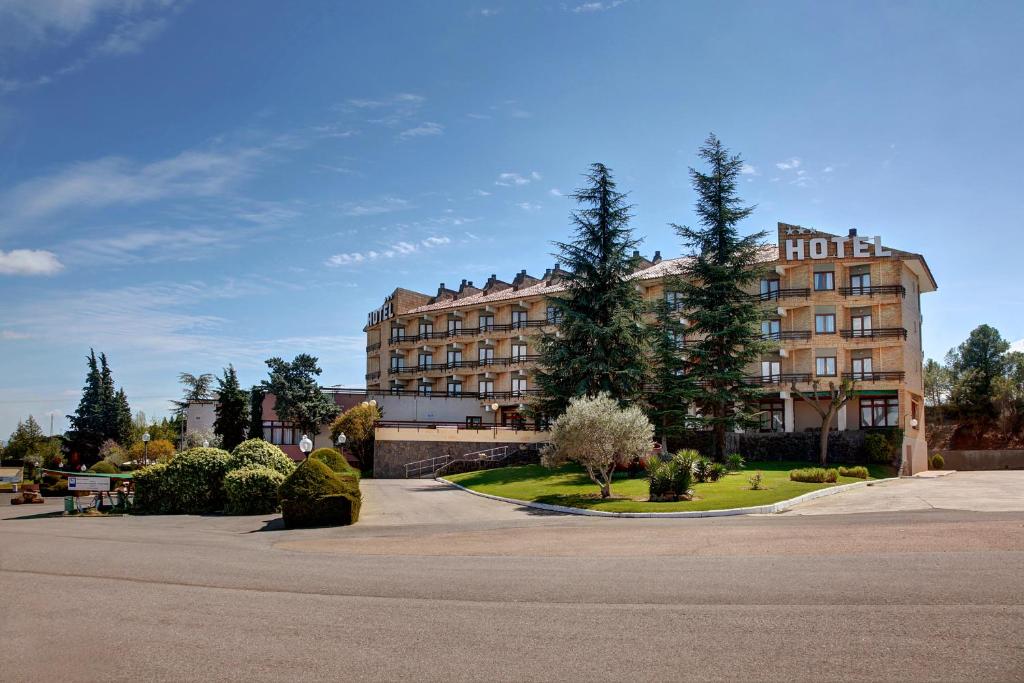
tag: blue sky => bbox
[1,0,1022,437]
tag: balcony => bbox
[839,327,908,340]
[744,373,813,386]
[761,330,812,342]
[844,371,905,382]
[371,388,542,401]
[365,371,380,381]
[390,355,542,375]
[366,342,381,353]
[837,284,906,298]
[752,288,811,302]
[387,320,549,346]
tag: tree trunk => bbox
[819,411,835,466]
[600,482,611,498]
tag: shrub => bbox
[694,457,728,483]
[865,429,903,465]
[133,463,170,514]
[41,477,68,497]
[748,472,764,490]
[726,453,745,471]
[279,458,361,528]
[646,451,697,502]
[930,453,944,470]
[789,467,839,484]
[224,466,286,515]
[129,438,175,464]
[163,447,231,513]
[710,463,729,481]
[227,439,296,476]
[310,448,360,478]
[838,465,869,479]
[89,460,119,474]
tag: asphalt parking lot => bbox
[1,474,1022,682]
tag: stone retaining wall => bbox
[934,450,1024,471]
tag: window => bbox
[447,381,462,396]
[511,377,527,397]
[478,314,495,332]
[418,321,433,338]
[665,291,682,311]
[465,415,482,428]
[511,343,528,360]
[546,305,563,324]
[814,271,835,291]
[851,314,873,337]
[446,349,462,367]
[512,310,528,329]
[815,356,837,376]
[850,271,872,295]
[478,380,494,398]
[417,352,433,369]
[760,279,780,299]
[667,329,686,350]
[815,313,836,334]
[761,319,781,340]
[447,318,462,335]
[478,347,494,365]
[390,355,405,370]
[860,396,899,428]
[851,356,873,380]
[262,421,297,446]
[761,360,781,382]
[759,401,785,432]
[418,383,432,396]
[390,326,405,341]
[911,401,919,429]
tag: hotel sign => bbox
[367,296,395,327]
[784,234,892,261]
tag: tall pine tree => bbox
[672,134,767,460]
[248,385,266,439]
[65,349,106,461]
[214,364,250,451]
[646,297,697,451]
[533,163,649,418]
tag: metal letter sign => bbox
[784,235,892,261]
[367,296,395,326]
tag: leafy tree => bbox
[646,297,697,450]
[994,351,1024,433]
[923,358,952,424]
[541,393,653,499]
[671,134,767,460]
[172,372,215,416]
[128,438,175,465]
[329,402,382,472]
[262,354,339,438]
[788,377,858,466]
[947,324,1009,419]
[248,385,266,439]
[533,163,649,418]
[5,415,45,462]
[214,364,249,451]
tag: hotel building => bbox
[363,223,937,472]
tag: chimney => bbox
[652,250,662,263]
[848,228,858,237]
[632,250,641,258]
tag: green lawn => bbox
[445,461,893,513]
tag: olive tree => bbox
[541,393,654,499]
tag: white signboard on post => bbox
[68,476,111,492]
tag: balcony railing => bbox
[839,327,908,340]
[838,284,906,298]
[390,355,542,375]
[366,342,381,352]
[387,320,549,345]
[844,371,905,382]
[365,371,380,381]
[752,288,811,302]
[371,388,542,401]
[761,330,813,342]
[744,373,813,386]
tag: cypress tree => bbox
[533,163,649,418]
[214,364,250,451]
[114,388,133,446]
[672,134,768,460]
[248,385,266,439]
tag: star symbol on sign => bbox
[785,227,795,235]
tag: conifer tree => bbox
[248,385,266,439]
[646,297,697,450]
[5,416,45,462]
[672,134,767,460]
[114,388,133,446]
[533,163,649,418]
[214,364,250,451]
[262,354,339,437]
[65,349,107,461]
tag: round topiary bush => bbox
[227,439,296,476]
[930,453,944,470]
[89,460,118,474]
[133,463,170,514]
[279,458,361,529]
[163,447,231,514]
[224,466,286,515]
[309,448,359,478]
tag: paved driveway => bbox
[785,470,1024,515]
[357,478,545,527]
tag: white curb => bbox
[435,475,900,518]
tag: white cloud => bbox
[0,330,31,340]
[775,157,802,170]
[0,249,63,275]
[495,171,541,187]
[517,202,542,212]
[474,189,492,197]
[326,236,451,267]
[398,121,444,140]
[0,0,174,49]
[345,93,425,109]
[1,148,262,223]
[60,227,233,266]
[572,0,628,12]
[549,188,564,197]
[95,16,167,55]
[475,8,500,16]
[1011,338,1024,353]
[823,166,834,173]
[740,163,758,175]
[340,196,411,217]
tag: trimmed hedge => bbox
[838,465,869,479]
[227,439,296,476]
[310,448,360,479]
[133,463,170,514]
[89,460,118,474]
[671,429,903,465]
[224,466,286,515]
[789,467,838,483]
[279,458,361,528]
[163,447,231,513]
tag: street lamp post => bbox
[142,432,151,466]
[299,434,313,459]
